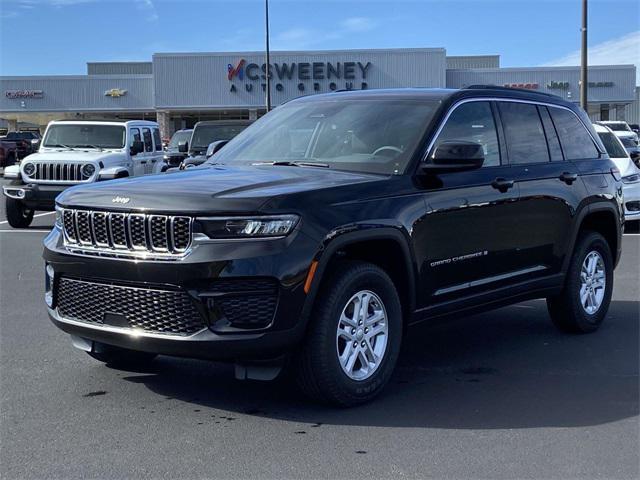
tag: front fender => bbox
[98,165,131,180]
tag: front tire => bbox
[5,197,34,228]
[547,231,614,333]
[296,261,402,407]
[86,342,157,367]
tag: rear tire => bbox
[295,261,402,407]
[547,231,613,333]
[5,197,34,228]
[86,342,157,367]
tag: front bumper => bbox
[3,182,68,210]
[43,226,319,361]
[622,182,640,220]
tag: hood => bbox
[23,149,126,164]
[56,164,383,214]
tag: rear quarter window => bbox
[498,102,549,164]
[549,108,600,160]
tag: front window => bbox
[191,124,248,151]
[43,124,126,149]
[598,131,628,158]
[211,99,439,175]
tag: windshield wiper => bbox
[49,144,74,150]
[252,160,330,168]
[76,144,104,150]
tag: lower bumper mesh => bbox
[56,277,206,335]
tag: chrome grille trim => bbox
[23,162,94,184]
[61,208,192,259]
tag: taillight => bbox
[610,167,622,181]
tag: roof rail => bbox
[463,84,558,98]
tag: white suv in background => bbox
[2,120,164,228]
[594,123,640,222]
[598,121,639,147]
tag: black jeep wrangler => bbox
[44,87,623,406]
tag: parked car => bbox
[597,121,639,148]
[629,123,639,135]
[4,131,41,158]
[2,120,164,228]
[178,120,252,168]
[0,137,18,167]
[44,87,622,406]
[617,135,640,168]
[594,123,640,222]
[161,128,192,171]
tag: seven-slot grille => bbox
[25,162,92,182]
[61,208,192,256]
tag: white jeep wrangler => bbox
[2,120,164,228]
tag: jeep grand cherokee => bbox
[43,87,624,406]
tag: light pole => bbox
[580,0,588,112]
[265,0,272,112]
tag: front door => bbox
[129,127,145,176]
[415,100,521,307]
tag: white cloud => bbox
[542,31,640,84]
[135,0,158,22]
[341,17,377,33]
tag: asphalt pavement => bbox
[0,177,638,479]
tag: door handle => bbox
[491,178,515,192]
[140,160,147,164]
[559,172,578,185]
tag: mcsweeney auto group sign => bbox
[227,59,372,93]
[5,90,44,99]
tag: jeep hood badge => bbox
[112,196,130,204]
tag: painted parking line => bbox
[0,211,54,225]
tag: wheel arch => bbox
[301,227,417,329]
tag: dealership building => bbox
[1,47,638,138]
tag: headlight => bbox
[622,174,640,184]
[81,163,96,178]
[23,162,36,176]
[197,215,299,239]
[54,206,63,228]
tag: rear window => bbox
[598,131,628,159]
[498,102,549,164]
[549,108,600,160]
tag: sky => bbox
[0,0,638,83]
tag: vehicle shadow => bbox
[121,300,639,430]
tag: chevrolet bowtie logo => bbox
[105,88,127,97]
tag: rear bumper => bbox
[3,182,67,210]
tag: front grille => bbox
[61,208,192,258]
[56,277,206,335]
[25,162,92,183]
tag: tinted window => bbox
[549,108,600,160]
[598,131,628,158]
[129,127,141,146]
[539,107,563,161]
[153,128,162,151]
[142,127,153,152]
[434,101,500,167]
[498,102,549,164]
[168,130,192,148]
[191,124,249,150]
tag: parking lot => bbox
[0,176,638,479]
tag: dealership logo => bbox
[5,90,43,99]
[111,196,130,204]
[105,88,127,97]
[226,58,372,94]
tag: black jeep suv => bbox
[44,87,624,406]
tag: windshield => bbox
[604,123,630,132]
[6,132,37,140]
[191,124,248,150]
[210,99,439,175]
[43,124,126,149]
[598,131,628,158]
[619,136,637,148]
[168,130,192,149]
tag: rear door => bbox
[150,127,164,173]
[141,127,154,174]
[498,101,591,277]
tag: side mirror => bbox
[130,140,144,155]
[206,140,229,159]
[421,142,485,174]
[178,140,189,153]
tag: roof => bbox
[193,120,253,127]
[593,124,612,133]
[49,119,159,126]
